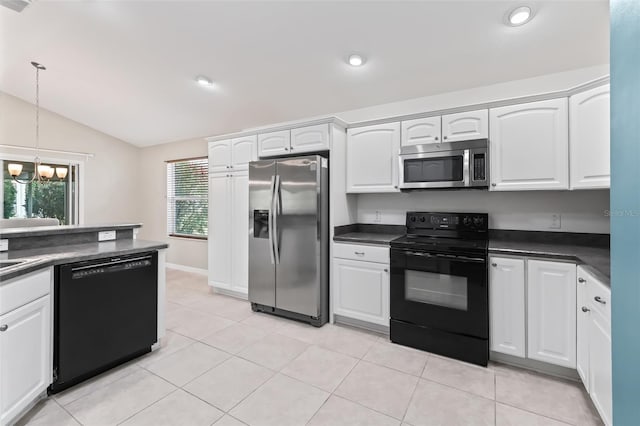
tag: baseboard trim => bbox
[333,314,389,335]
[210,285,249,301]
[166,263,208,276]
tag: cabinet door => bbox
[290,124,329,153]
[0,295,51,426]
[231,136,257,171]
[589,309,612,426]
[527,260,576,368]
[442,109,488,142]
[258,130,291,157]
[401,116,441,146]
[577,269,590,391]
[570,85,610,190]
[347,123,401,193]
[332,258,389,327]
[230,172,249,295]
[208,175,231,288]
[208,140,232,173]
[490,99,569,191]
[489,257,526,357]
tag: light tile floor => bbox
[18,268,603,426]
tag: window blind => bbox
[166,157,208,238]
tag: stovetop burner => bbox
[391,212,489,255]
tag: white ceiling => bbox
[0,1,609,147]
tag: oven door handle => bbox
[404,251,485,263]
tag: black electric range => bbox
[389,212,489,366]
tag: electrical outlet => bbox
[98,230,116,241]
[550,214,562,229]
[0,239,8,251]
[374,211,382,223]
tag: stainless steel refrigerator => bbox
[248,155,329,326]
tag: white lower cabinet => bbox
[489,257,576,368]
[0,269,52,426]
[332,244,390,328]
[527,260,576,368]
[577,266,612,426]
[208,172,249,296]
[489,257,526,357]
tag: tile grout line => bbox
[115,388,181,425]
[52,397,84,426]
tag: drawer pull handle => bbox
[491,263,497,267]
[581,306,590,313]
[578,278,586,283]
[594,296,607,305]
[0,325,7,332]
[384,268,389,273]
[354,251,365,256]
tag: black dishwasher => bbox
[50,252,158,393]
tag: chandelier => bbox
[7,62,68,184]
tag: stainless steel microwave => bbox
[398,139,489,190]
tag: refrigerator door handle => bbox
[273,174,281,265]
[268,175,276,265]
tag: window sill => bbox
[168,234,208,242]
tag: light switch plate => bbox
[0,239,8,251]
[98,230,116,242]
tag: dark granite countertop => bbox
[0,239,168,282]
[333,224,405,246]
[489,230,610,285]
[0,223,142,238]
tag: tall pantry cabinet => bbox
[207,136,257,297]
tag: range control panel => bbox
[406,212,488,233]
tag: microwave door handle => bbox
[463,149,470,186]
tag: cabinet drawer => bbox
[587,277,611,324]
[334,243,389,264]
[0,268,52,316]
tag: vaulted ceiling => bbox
[0,1,609,146]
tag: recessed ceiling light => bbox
[195,75,214,87]
[348,54,365,67]
[508,6,532,26]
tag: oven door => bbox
[390,248,488,339]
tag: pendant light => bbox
[7,62,68,184]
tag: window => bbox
[1,159,79,225]
[167,157,208,239]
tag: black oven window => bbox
[404,156,464,182]
[405,270,468,311]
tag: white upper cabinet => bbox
[208,139,232,174]
[401,116,441,146]
[570,84,611,189]
[290,124,330,153]
[231,136,257,170]
[489,256,526,358]
[258,130,291,157]
[490,98,569,191]
[347,123,401,193]
[209,136,257,173]
[527,260,576,368]
[442,109,488,142]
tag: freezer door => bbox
[248,160,276,307]
[274,156,325,317]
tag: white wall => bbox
[136,137,208,270]
[358,190,610,234]
[0,92,141,224]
